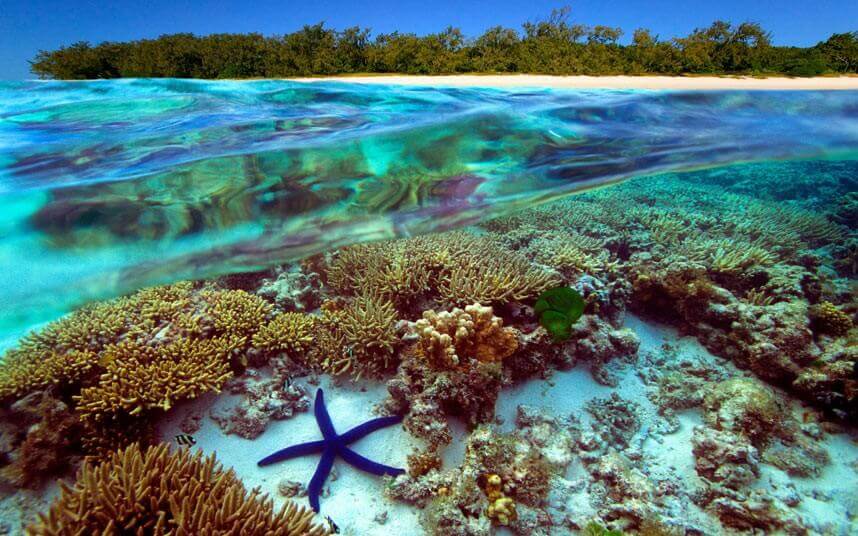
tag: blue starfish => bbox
[257,388,405,512]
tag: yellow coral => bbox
[415,303,518,369]
[0,348,97,402]
[315,295,400,379]
[27,443,327,536]
[252,312,315,355]
[810,302,852,336]
[481,473,518,526]
[74,336,236,420]
[200,287,273,338]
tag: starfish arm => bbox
[339,447,406,477]
[256,440,327,466]
[313,389,338,441]
[339,415,404,444]
[308,446,336,513]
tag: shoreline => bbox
[287,74,858,90]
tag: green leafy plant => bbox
[534,287,585,341]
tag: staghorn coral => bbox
[414,303,519,369]
[27,442,327,536]
[74,336,236,421]
[252,312,315,356]
[809,301,852,336]
[316,295,400,379]
[438,254,559,306]
[199,286,273,340]
[0,283,285,477]
[326,230,559,310]
[0,348,97,403]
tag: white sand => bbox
[159,376,422,536]
[288,74,858,90]
[157,314,858,536]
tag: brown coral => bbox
[27,442,327,535]
[414,303,518,369]
[326,231,559,310]
[315,295,400,379]
[809,301,852,336]
[74,336,236,421]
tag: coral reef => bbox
[252,312,316,357]
[0,283,282,484]
[414,303,519,369]
[210,372,310,439]
[326,231,560,310]
[27,442,327,535]
[0,391,82,489]
[390,422,556,536]
[701,378,784,448]
[314,295,401,379]
[809,301,853,336]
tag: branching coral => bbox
[313,295,400,379]
[27,443,327,535]
[199,286,273,339]
[0,283,283,471]
[252,312,315,356]
[326,230,559,310]
[74,336,236,421]
[438,254,559,306]
[414,304,518,369]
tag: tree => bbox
[817,32,858,72]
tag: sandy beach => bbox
[289,74,858,90]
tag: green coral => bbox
[534,287,585,341]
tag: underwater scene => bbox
[0,80,856,535]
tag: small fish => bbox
[325,516,339,534]
[175,434,196,447]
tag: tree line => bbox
[29,8,858,79]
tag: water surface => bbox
[1,79,857,344]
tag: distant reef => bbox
[30,8,858,80]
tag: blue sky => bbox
[1,0,856,79]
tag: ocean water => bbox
[1,80,857,344]
[0,81,856,534]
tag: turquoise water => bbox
[1,80,857,344]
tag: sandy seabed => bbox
[289,74,858,90]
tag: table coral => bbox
[27,442,327,535]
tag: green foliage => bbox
[534,287,585,342]
[28,11,856,79]
[582,521,625,536]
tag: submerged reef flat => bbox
[0,159,856,534]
